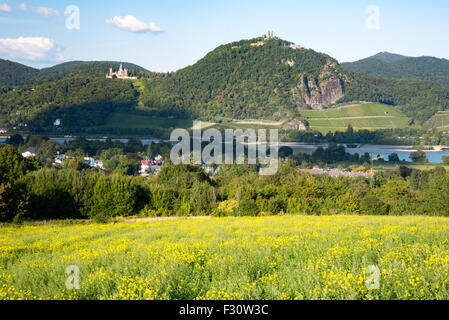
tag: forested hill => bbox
[0,60,149,86]
[2,37,449,132]
[0,60,149,131]
[142,37,449,123]
[143,37,348,120]
[0,59,39,86]
[342,53,449,89]
[38,61,149,78]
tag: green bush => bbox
[360,196,389,215]
[238,198,259,216]
[89,175,139,219]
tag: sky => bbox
[0,0,448,71]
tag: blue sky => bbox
[0,0,448,71]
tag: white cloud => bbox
[31,5,59,17]
[106,15,164,33]
[0,2,11,12]
[0,36,63,61]
[17,3,59,16]
[17,2,26,10]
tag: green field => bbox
[1,215,449,300]
[301,103,412,133]
[424,112,449,131]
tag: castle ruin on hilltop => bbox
[106,64,137,80]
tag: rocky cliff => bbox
[291,60,345,109]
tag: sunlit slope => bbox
[301,103,412,133]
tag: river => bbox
[2,138,448,163]
[283,143,449,164]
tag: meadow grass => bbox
[301,103,411,133]
[301,103,406,119]
[425,113,449,131]
[1,215,449,300]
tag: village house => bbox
[139,155,164,177]
[139,160,152,177]
[54,153,69,165]
[84,157,96,168]
[94,160,104,170]
[22,147,37,158]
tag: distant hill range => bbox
[0,59,149,86]
[1,37,449,134]
[143,38,449,123]
[342,52,449,89]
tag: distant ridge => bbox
[370,52,408,63]
[0,59,38,86]
[0,60,150,86]
[342,52,449,89]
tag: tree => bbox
[0,145,36,182]
[6,134,24,147]
[398,166,413,178]
[89,175,139,220]
[279,146,293,158]
[410,149,427,163]
[37,140,60,166]
[442,155,449,165]
[360,195,388,215]
[388,153,400,162]
[0,182,29,222]
[423,175,449,216]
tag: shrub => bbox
[238,198,259,216]
[214,199,239,217]
[360,196,389,215]
[89,175,139,219]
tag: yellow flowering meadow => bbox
[1,215,449,300]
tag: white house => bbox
[54,119,62,127]
[84,157,95,168]
[94,160,104,169]
[54,154,68,165]
[22,147,37,158]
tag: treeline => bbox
[285,125,449,146]
[2,143,449,223]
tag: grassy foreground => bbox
[1,215,449,300]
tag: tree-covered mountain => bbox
[141,38,449,123]
[342,53,449,89]
[369,52,408,63]
[2,37,449,133]
[0,60,150,131]
[0,59,39,86]
[0,74,138,130]
[38,61,149,78]
[142,37,348,120]
[0,60,149,86]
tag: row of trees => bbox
[285,125,449,147]
[1,143,449,223]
